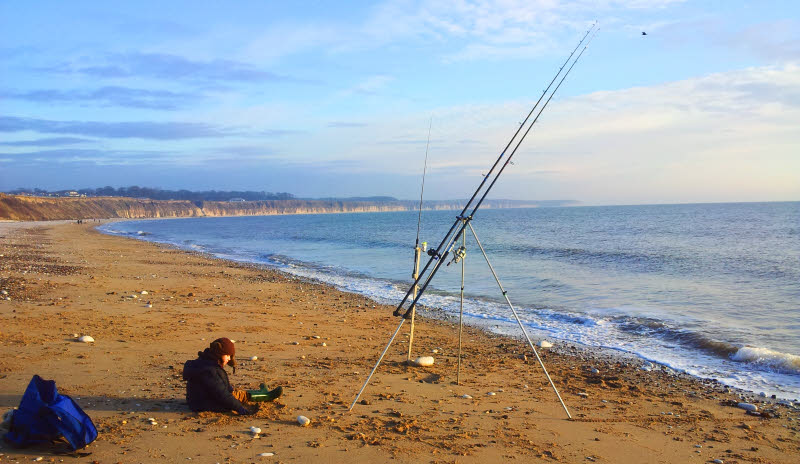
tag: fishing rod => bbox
[393,23,597,318]
[399,27,599,319]
[406,116,432,360]
[415,117,432,263]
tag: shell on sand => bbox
[297,415,311,426]
[78,335,94,343]
[250,356,258,361]
[538,340,553,348]
[412,356,435,367]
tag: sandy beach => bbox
[1,222,798,463]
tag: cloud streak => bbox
[1,86,199,110]
[39,52,314,84]
[0,116,237,140]
[0,148,169,166]
[0,137,92,147]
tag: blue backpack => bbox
[4,375,98,451]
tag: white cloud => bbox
[239,0,690,64]
[325,63,800,203]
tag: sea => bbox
[99,201,800,400]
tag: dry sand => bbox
[0,222,798,463]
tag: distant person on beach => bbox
[183,337,283,415]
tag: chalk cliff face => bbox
[0,194,568,221]
[0,195,410,221]
[198,200,410,217]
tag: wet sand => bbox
[0,222,798,463]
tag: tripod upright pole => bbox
[467,222,572,419]
[457,227,466,385]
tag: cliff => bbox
[0,194,576,221]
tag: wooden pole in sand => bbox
[406,245,421,361]
[457,230,466,385]
[467,222,572,419]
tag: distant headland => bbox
[0,189,578,221]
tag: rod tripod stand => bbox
[349,218,572,419]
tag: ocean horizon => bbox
[99,200,800,400]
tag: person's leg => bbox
[247,384,283,402]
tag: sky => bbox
[1,0,798,205]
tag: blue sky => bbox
[1,0,798,204]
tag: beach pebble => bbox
[712,460,724,464]
[250,426,261,435]
[297,415,311,427]
[141,290,148,295]
[578,392,589,398]
[77,335,94,343]
[640,363,654,371]
[146,304,153,308]
[312,335,321,339]
[258,452,274,457]
[461,394,473,399]
[538,340,553,349]
[0,290,7,295]
[250,356,258,361]
[412,356,434,367]
[590,368,600,375]
[321,342,327,347]
[737,402,758,412]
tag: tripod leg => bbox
[467,223,572,419]
[349,318,406,411]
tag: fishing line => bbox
[393,23,598,318]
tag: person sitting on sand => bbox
[183,337,283,415]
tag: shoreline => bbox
[0,222,798,462]
[95,217,800,402]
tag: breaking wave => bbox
[730,346,800,375]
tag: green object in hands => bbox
[247,384,283,402]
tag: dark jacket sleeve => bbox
[197,369,244,411]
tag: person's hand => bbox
[236,403,260,415]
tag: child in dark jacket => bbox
[183,337,282,415]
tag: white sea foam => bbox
[730,346,800,374]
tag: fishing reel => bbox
[446,246,466,266]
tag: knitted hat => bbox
[210,337,236,373]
